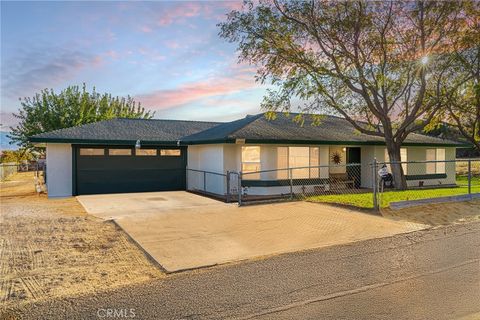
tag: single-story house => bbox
[29,112,463,198]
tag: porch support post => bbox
[203,171,206,192]
[226,171,230,203]
[238,172,242,206]
[289,168,293,200]
[372,158,378,211]
[468,159,472,195]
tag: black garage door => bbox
[74,146,187,195]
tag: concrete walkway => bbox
[77,192,427,272]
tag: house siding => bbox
[373,146,456,187]
[46,143,72,197]
[187,144,225,195]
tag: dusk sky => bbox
[0,1,270,131]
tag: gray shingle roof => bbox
[182,113,463,146]
[29,113,464,146]
[29,118,220,145]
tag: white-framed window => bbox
[426,148,446,174]
[384,148,408,174]
[136,149,157,156]
[242,146,261,179]
[276,146,321,179]
[108,148,132,156]
[310,147,320,178]
[277,147,289,179]
[79,148,104,156]
[289,147,310,178]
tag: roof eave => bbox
[28,137,181,146]
[183,138,466,147]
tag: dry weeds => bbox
[0,172,163,313]
[382,199,480,226]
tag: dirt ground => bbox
[382,200,480,225]
[0,172,163,313]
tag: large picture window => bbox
[242,146,261,179]
[426,148,445,174]
[289,147,310,178]
[276,147,321,179]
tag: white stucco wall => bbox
[375,146,456,187]
[328,146,347,174]
[186,143,457,196]
[46,143,72,197]
[187,144,226,195]
[361,146,376,188]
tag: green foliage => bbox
[8,84,154,149]
[436,19,480,152]
[219,0,474,189]
[0,149,35,163]
[309,180,480,209]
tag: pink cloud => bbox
[154,1,243,27]
[136,75,258,110]
[157,3,202,26]
[140,25,153,33]
[218,1,244,11]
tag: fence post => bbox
[203,171,206,192]
[238,172,242,206]
[289,168,293,200]
[372,158,378,211]
[468,159,472,195]
[226,171,230,203]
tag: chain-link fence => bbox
[375,159,480,210]
[185,159,479,209]
[186,169,239,202]
[239,163,367,206]
[233,159,480,209]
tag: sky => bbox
[0,1,269,132]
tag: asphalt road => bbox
[9,221,480,320]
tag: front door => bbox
[346,147,361,188]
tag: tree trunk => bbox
[385,143,407,190]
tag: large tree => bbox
[437,3,480,151]
[9,84,154,149]
[220,0,470,189]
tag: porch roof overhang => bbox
[183,138,470,148]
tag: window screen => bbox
[436,149,446,173]
[426,149,436,174]
[241,146,261,179]
[288,147,310,178]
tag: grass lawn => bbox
[308,176,480,209]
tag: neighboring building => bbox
[29,113,464,197]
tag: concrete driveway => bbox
[77,192,427,272]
